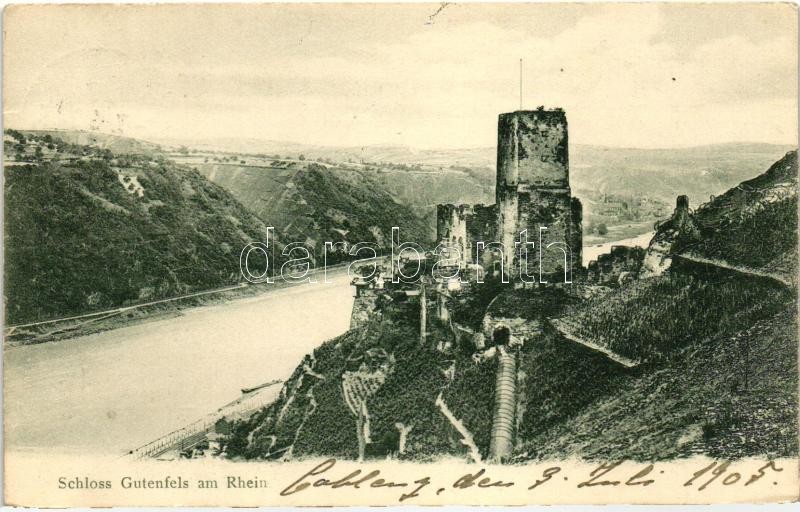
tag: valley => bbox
[4,127,796,463]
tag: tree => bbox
[298,154,306,161]
[597,223,608,236]
[6,129,26,144]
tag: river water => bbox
[4,273,354,456]
[582,231,653,266]
[5,235,653,457]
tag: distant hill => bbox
[4,131,273,325]
[154,136,497,169]
[571,143,795,208]
[24,129,163,156]
[193,161,433,254]
[22,130,791,243]
[156,134,792,236]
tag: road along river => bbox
[5,235,653,457]
[4,272,355,456]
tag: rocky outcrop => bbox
[350,291,380,329]
[640,195,701,278]
[641,150,798,282]
[685,150,798,283]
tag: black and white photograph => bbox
[2,2,798,506]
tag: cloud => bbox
[4,4,797,148]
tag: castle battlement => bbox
[436,109,582,282]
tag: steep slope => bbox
[224,272,795,462]
[223,297,470,461]
[682,150,798,282]
[4,132,273,325]
[554,266,791,363]
[223,150,797,463]
[194,161,433,255]
[364,166,493,213]
[520,306,797,461]
[641,150,797,284]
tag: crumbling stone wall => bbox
[467,204,498,266]
[570,197,583,271]
[518,187,578,280]
[434,109,582,281]
[496,109,569,194]
[641,195,701,278]
[587,246,646,286]
[496,110,581,279]
[436,204,471,265]
[350,291,380,329]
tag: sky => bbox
[4,3,798,149]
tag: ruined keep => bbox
[437,109,583,281]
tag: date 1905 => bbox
[525,460,784,492]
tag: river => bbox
[5,234,653,457]
[3,272,355,456]
[582,231,653,266]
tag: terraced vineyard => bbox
[554,268,792,362]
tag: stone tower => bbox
[436,204,471,266]
[495,109,582,280]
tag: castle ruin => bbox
[437,109,583,282]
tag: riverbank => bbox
[582,230,654,267]
[583,220,655,246]
[4,270,356,455]
[4,263,356,347]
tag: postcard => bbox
[3,2,798,506]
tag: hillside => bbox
[555,264,791,363]
[4,131,273,325]
[192,161,433,255]
[174,138,792,243]
[223,278,796,462]
[159,134,791,209]
[221,150,797,463]
[522,305,797,461]
[25,130,790,244]
[560,150,798,362]
[679,150,798,283]
[23,129,163,156]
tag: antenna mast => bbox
[519,58,523,110]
